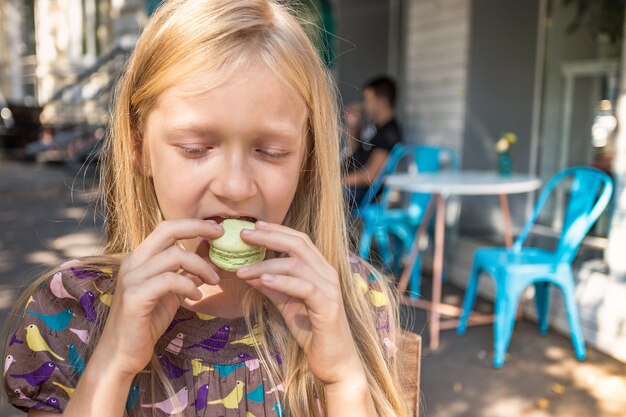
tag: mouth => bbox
[204,215,258,224]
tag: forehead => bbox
[150,62,308,136]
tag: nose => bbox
[209,152,257,202]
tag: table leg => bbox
[499,193,513,248]
[430,193,446,350]
[397,197,436,295]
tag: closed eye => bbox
[175,145,213,158]
[257,149,291,160]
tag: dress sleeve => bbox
[3,263,114,413]
[348,256,397,358]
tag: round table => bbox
[385,170,541,350]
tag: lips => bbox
[205,216,258,224]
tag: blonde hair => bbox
[4,1,409,416]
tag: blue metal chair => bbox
[457,166,613,368]
[356,144,458,297]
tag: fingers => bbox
[126,272,203,304]
[124,245,219,287]
[132,220,223,266]
[257,274,340,316]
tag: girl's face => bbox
[141,62,308,254]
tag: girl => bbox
[2,1,409,416]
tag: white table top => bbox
[385,170,542,195]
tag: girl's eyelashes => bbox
[175,145,213,158]
[257,149,291,160]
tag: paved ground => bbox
[0,159,625,417]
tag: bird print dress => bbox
[3,257,393,416]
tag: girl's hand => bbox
[98,220,223,377]
[236,221,365,386]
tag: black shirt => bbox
[344,118,402,173]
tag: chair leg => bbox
[408,251,422,299]
[457,260,481,335]
[560,277,587,361]
[358,224,373,260]
[493,288,521,368]
[374,227,393,271]
[534,282,551,335]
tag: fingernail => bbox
[261,274,275,282]
[238,266,250,273]
[212,270,221,281]
[256,220,268,227]
[241,228,253,236]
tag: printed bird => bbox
[9,330,24,347]
[68,342,86,376]
[126,384,141,413]
[185,325,231,352]
[157,354,189,379]
[247,413,257,417]
[355,274,369,293]
[52,381,75,397]
[4,354,15,376]
[10,361,56,387]
[195,312,216,321]
[165,332,185,354]
[246,383,264,403]
[273,401,286,417]
[165,317,192,334]
[69,328,90,344]
[368,288,389,308]
[50,272,76,301]
[194,383,209,411]
[190,359,213,377]
[383,337,398,358]
[229,324,262,347]
[141,386,188,414]
[215,363,245,378]
[80,291,97,322]
[27,307,74,336]
[93,282,113,307]
[207,381,245,409]
[33,396,61,410]
[71,266,112,279]
[14,388,29,400]
[265,384,285,395]
[25,324,64,361]
[236,352,260,371]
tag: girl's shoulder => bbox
[2,260,115,413]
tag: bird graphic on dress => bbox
[355,274,369,293]
[14,388,29,400]
[68,342,86,376]
[165,317,192,334]
[80,291,97,322]
[368,288,389,308]
[52,381,75,397]
[236,352,260,371]
[195,312,216,321]
[4,354,15,376]
[273,401,286,417]
[33,396,61,410]
[157,354,189,379]
[246,383,264,403]
[190,359,213,376]
[265,384,285,395]
[194,383,209,411]
[93,282,113,307]
[165,332,185,354]
[125,384,141,413]
[69,328,90,344]
[184,324,230,352]
[207,381,245,409]
[214,363,245,378]
[246,413,257,417]
[9,361,56,387]
[140,386,189,414]
[25,324,64,361]
[9,330,24,346]
[383,337,398,358]
[229,324,262,347]
[70,266,112,279]
[27,307,74,337]
[50,272,77,301]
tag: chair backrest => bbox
[356,143,407,212]
[513,166,613,264]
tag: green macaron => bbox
[209,219,266,272]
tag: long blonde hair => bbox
[4,1,409,416]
